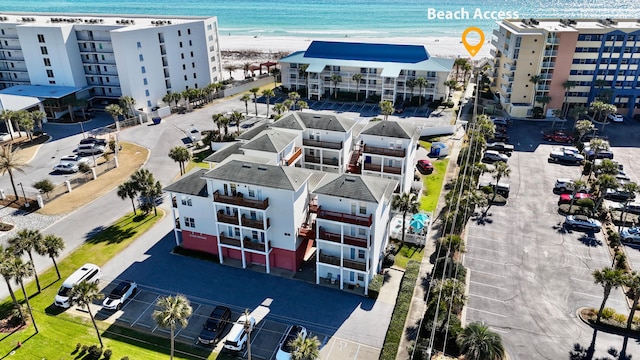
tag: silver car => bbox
[620,227,640,243]
[482,150,509,163]
[564,215,602,232]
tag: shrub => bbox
[32,179,55,198]
[121,357,130,360]
[608,231,621,248]
[368,274,384,299]
[433,256,466,282]
[87,345,102,359]
[103,349,113,359]
[575,198,595,209]
[602,307,616,320]
[383,254,395,267]
[78,162,91,173]
[438,235,465,254]
[613,313,627,324]
[614,251,628,271]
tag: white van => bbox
[77,143,105,155]
[54,263,102,308]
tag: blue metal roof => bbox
[303,41,429,63]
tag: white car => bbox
[102,280,138,310]
[564,215,602,232]
[620,227,640,243]
[607,113,624,123]
[60,154,90,164]
[223,314,256,351]
[554,178,587,194]
[188,127,201,142]
[0,133,11,142]
[276,325,308,360]
[482,150,509,163]
[53,162,79,173]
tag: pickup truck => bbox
[543,130,574,143]
[485,142,514,154]
[548,148,584,164]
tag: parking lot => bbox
[464,119,640,359]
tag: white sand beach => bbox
[218,35,491,80]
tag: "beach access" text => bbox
[427,8,520,21]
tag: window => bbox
[190,51,194,57]
[358,249,365,259]
[207,24,212,31]
[248,189,255,197]
[184,217,195,228]
[147,100,152,107]
[181,53,184,59]
[37,34,45,43]
[178,30,181,36]
[49,80,55,84]
[143,78,148,85]
[189,40,192,46]
[208,35,214,41]
[187,28,191,35]
[193,72,197,79]
[181,197,193,206]
[145,89,150,96]
[139,54,144,61]
[358,274,365,281]
[359,204,367,214]
[137,41,141,49]
[179,41,183,48]
[184,75,188,81]
[141,66,146,74]
[192,62,195,68]
[40,46,48,55]
[182,64,186,70]
[46,69,54,78]
[43,58,51,66]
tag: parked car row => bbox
[53,137,105,173]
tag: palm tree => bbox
[168,146,191,175]
[131,169,163,216]
[153,294,193,360]
[30,110,46,132]
[529,75,541,108]
[379,100,393,121]
[619,182,639,229]
[249,87,260,115]
[262,89,275,118]
[224,64,238,79]
[105,104,124,129]
[414,77,428,105]
[298,64,309,94]
[35,234,65,280]
[17,111,34,140]
[242,62,252,79]
[330,74,342,99]
[453,58,468,82]
[288,92,301,110]
[0,110,16,140]
[273,103,287,117]
[561,80,576,118]
[119,95,136,118]
[593,267,624,323]
[391,193,419,248]
[8,229,43,292]
[296,101,308,111]
[352,73,363,101]
[406,78,417,102]
[240,94,251,115]
[462,62,473,86]
[62,97,76,123]
[117,180,139,214]
[456,322,505,360]
[212,113,226,139]
[0,246,23,322]
[567,179,588,214]
[270,67,280,87]
[219,116,231,137]
[624,272,640,330]
[0,144,27,200]
[444,79,458,101]
[229,111,244,134]
[490,161,511,202]
[290,333,321,360]
[535,95,552,117]
[70,280,104,346]
[11,257,38,333]
[575,120,595,142]
[595,173,618,211]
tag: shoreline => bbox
[218,35,491,80]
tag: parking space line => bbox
[467,246,507,255]
[470,281,507,291]
[572,291,625,303]
[466,307,507,318]
[175,303,200,338]
[464,256,505,265]
[469,293,505,303]
[570,254,611,262]
[133,294,159,328]
[467,268,507,278]
[467,234,508,243]
[243,320,266,358]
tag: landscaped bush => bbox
[433,256,466,283]
[575,198,595,209]
[383,254,395,268]
[601,307,616,320]
[368,274,384,299]
[558,204,594,216]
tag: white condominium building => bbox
[0,13,222,113]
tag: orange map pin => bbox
[462,27,485,57]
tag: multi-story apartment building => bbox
[358,120,420,194]
[491,18,640,118]
[279,40,453,104]
[0,13,221,114]
[270,112,356,173]
[165,159,397,295]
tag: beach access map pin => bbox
[462,27,484,57]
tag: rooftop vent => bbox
[258,166,267,171]
[530,18,539,26]
[241,164,252,168]
[344,177,356,183]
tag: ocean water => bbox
[0,0,639,38]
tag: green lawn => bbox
[420,158,449,213]
[0,210,214,360]
[184,148,213,173]
[392,243,424,269]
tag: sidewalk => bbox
[396,122,466,359]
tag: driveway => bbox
[463,120,640,359]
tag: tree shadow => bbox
[577,234,603,247]
[85,225,135,245]
[44,304,66,316]
[569,328,598,360]
[472,212,494,226]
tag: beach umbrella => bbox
[411,213,429,223]
[410,218,425,231]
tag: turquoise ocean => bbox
[1,0,639,38]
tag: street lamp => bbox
[17,182,28,208]
[243,309,252,360]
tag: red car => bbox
[416,159,434,174]
[558,193,593,204]
[544,130,574,143]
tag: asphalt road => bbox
[463,119,640,360]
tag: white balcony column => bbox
[340,240,345,291]
[315,257,320,284]
[217,229,225,265]
[364,273,369,296]
[241,242,247,269]
[265,244,271,274]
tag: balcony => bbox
[241,215,270,230]
[544,50,558,57]
[172,197,177,208]
[318,253,367,271]
[285,147,302,166]
[541,62,555,68]
[319,253,341,266]
[175,218,180,229]
[243,239,270,252]
[319,229,369,248]
[305,155,339,166]
[363,145,405,158]
[213,190,269,210]
[363,163,402,175]
[217,211,239,225]
[546,37,560,45]
[219,233,241,247]
[303,138,343,150]
[317,206,372,227]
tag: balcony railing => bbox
[241,215,270,230]
[319,229,369,248]
[305,155,339,166]
[317,206,372,227]
[243,239,270,252]
[319,253,340,266]
[303,138,343,150]
[363,163,402,175]
[219,233,241,247]
[213,190,269,210]
[343,259,367,271]
[285,147,302,166]
[217,211,239,225]
[363,145,405,158]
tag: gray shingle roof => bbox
[313,174,397,203]
[237,123,270,141]
[361,120,419,140]
[241,130,297,153]
[164,169,209,197]
[203,160,313,191]
[272,112,355,132]
[203,142,243,163]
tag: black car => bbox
[198,306,232,345]
[584,149,614,161]
[487,133,509,142]
[80,137,107,147]
[605,188,636,202]
[394,101,405,114]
